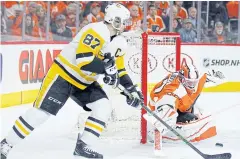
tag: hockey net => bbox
[75,31,181,143]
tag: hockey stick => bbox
[118,85,232,159]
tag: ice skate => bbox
[1,139,13,159]
[73,139,103,159]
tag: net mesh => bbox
[74,31,180,141]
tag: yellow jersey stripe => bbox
[119,71,127,77]
[116,55,125,70]
[57,55,95,82]
[34,74,57,108]
[15,120,30,136]
[85,121,103,132]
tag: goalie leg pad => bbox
[163,114,217,143]
[80,98,112,146]
[6,107,51,146]
[143,104,178,135]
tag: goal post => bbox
[141,32,181,144]
[74,31,181,144]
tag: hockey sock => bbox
[80,116,106,145]
[6,107,50,146]
[80,98,111,146]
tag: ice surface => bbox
[1,93,240,159]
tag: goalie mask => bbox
[104,3,130,32]
[179,64,199,90]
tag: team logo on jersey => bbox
[162,53,194,73]
[48,96,62,105]
[128,53,158,74]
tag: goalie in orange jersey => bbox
[144,63,226,145]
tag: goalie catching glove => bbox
[103,53,119,88]
[121,85,144,109]
[205,69,226,87]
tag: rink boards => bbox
[1,42,240,107]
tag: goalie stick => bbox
[118,85,232,159]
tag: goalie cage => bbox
[74,31,181,143]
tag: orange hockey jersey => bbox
[149,72,207,113]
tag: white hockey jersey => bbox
[49,22,128,90]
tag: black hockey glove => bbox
[121,85,144,109]
[103,53,119,88]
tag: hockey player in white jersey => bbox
[1,3,143,159]
[143,64,226,155]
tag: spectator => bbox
[27,2,37,15]
[172,5,182,20]
[26,2,39,26]
[2,1,24,20]
[172,18,182,32]
[51,14,72,41]
[209,21,236,44]
[77,2,85,23]
[35,2,47,11]
[125,5,142,31]
[161,4,184,31]
[12,2,39,32]
[127,1,143,19]
[188,7,207,30]
[86,2,104,23]
[147,1,155,7]
[82,2,93,17]
[226,1,238,33]
[35,16,53,41]
[64,3,77,27]
[73,17,89,37]
[79,1,87,14]
[82,2,106,18]
[99,1,108,13]
[140,20,152,32]
[156,5,182,32]
[1,7,7,34]
[226,1,239,18]
[188,7,209,42]
[153,1,170,31]
[178,18,197,43]
[155,1,169,17]
[171,5,177,18]
[12,14,39,39]
[50,2,67,20]
[147,4,165,32]
[79,18,89,31]
[174,1,188,20]
[210,2,228,26]
[36,5,46,27]
[24,14,36,36]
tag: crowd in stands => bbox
[1,1,239,44]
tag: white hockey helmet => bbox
[104,3,130,31]
[179,63,199,90]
